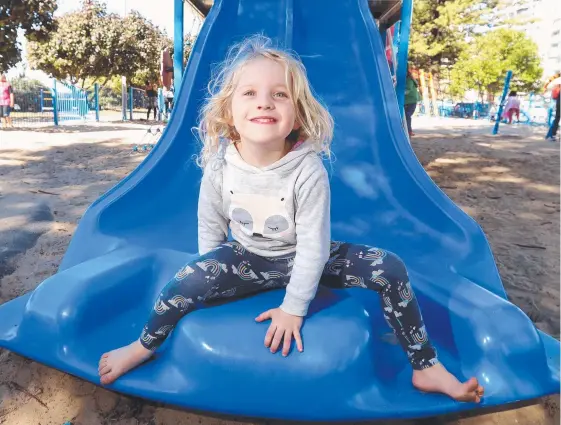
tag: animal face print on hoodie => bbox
[228,190,293,239]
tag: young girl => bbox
[98,35,483,403]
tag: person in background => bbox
[164,81,174,118]
[145,81,158,121]
[501,91,520,124]
[404,68,421,137]
[547,84,559,141]
[0,74,14,128]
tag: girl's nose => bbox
[256,94,274,110]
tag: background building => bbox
[494,0,561,79]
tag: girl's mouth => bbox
[250,116,277,124]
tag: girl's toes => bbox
[100,371,119,385]
[99,364,112,376]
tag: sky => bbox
[7,0,202,84]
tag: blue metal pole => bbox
[121,77,127,121]
[73,85,78,116]
[174,0,184,90]
[52,79,59,126]
[94,83,100,122]
[395,0,413,120]
[158,88,164,121]
[492,70,512,135]
[40,89,44,112]
[390,22,400,79]
[129,86,133,121]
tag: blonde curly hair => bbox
[196,34,334,167]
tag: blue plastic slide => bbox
[0,0,558,421]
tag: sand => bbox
[0,118,559,425]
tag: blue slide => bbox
[0,0,558,421]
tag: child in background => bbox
[502,91,520,124]
[98,35,483,403]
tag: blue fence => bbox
[7,79,99,127]
[124,87,170,122]
[52,79,99,125]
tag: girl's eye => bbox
[268,226,279,231]
[274,92,288,98]
[243,90,255,96]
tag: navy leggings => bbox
[140,241,438,370]
[404,103,417,134]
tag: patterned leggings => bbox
[140,241,438,370]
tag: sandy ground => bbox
[0,118,559,425]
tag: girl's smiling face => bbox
[230,57,299,148]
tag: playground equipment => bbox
[130,126,164,154]
[0,0,558,422]
[8,79,99,127]
[493,70,513,134]
[52,79,99,124]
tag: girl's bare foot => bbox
[98,340,153,385]
[412,363,484,403]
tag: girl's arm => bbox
[280,158,331,317]
[198,165,229,255]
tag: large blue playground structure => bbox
[0,0,558,422]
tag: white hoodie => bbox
[197,140,331,316]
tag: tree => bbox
[408,0,498,73]
[26,1,110,86]
[449,28,543,99]
[0,0,58,72]
[8,76,49,92]
[26,1,171,88]
[113,10,172,87]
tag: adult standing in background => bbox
[145,81,158,121]
[404,67,421,137]
[0,74,14,128]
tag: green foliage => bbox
[27,1,109,85]
[449,28,543,99]
[117,10,172,86]
[27,0,172,88]
[409,0,498,72]
[8,76,49,91]
[0,0,58,72]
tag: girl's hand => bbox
[255,308,303,356]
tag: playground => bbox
[1,0,560,423]
[0,117,559,424]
